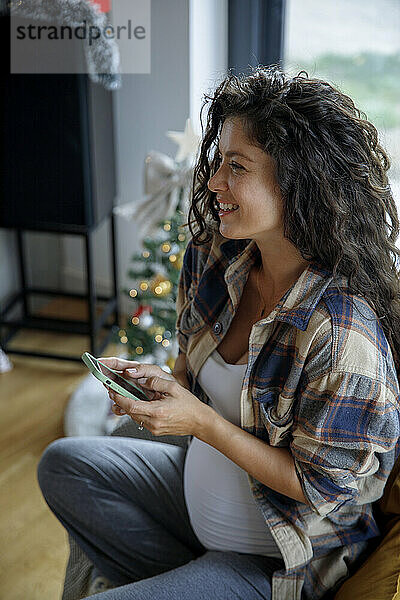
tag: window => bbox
[284,0,400,210]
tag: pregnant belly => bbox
[183,437,282,557]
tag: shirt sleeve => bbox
[291,369,400,516]
[175,239,194,355]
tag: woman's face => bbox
[208,117,284,242]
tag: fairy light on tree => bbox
[119,209,187,370]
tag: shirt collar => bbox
[214,232,337,332]
[219,236,252,263]
[273,262,336,330]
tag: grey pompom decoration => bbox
[3,0,122,90]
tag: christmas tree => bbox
[117,203,188,371]
[113,119,200,371]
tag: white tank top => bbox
[183,349,282,558]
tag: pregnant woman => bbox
[38,65,400,600]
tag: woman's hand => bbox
[98,356,173,401]
[99,359,212,437]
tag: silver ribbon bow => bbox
[114,150,193,242]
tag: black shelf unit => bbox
[0,214,120,362]
[1,68,120,361]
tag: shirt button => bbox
[213,321,223,335]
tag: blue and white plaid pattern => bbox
[175,226,400,600]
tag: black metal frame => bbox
[0,212,120,362]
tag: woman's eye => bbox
[229,162,244,172]
[215,153,244,173]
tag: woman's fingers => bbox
[124,363,175,382]
[139,375,178,395]
[111,403,126,415]
[99,360,177,402]
[97,356,141,371]
[108,388,154,413]
[98,358,174,384]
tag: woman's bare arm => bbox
[196,408,308,504]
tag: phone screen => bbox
[94,358,151,401]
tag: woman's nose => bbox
[208,164,228,193]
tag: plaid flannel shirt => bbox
[175,226,400,600]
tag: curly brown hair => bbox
[185,64,400,375]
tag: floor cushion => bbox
[334,455,400,600]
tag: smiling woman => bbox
[37,65,400,600]
[209,118,289,245]
[205,114,311,335]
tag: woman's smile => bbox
[218,202,240,216]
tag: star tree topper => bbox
[166,118,201,163]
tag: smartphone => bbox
[81,352,151,402]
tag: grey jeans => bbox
[37,436,285,600]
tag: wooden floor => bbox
[0,300,121,600]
